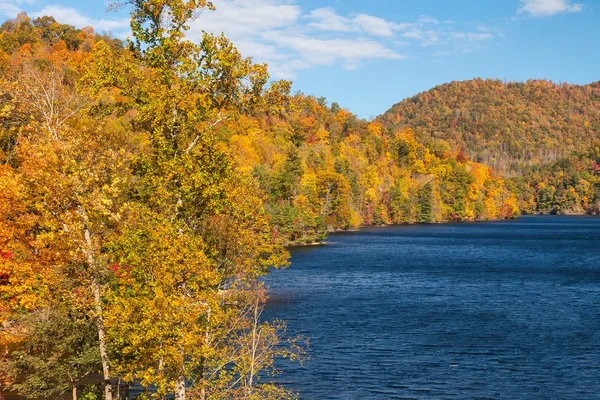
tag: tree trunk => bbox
[72,385,77,400]
[246,298,261,398]
[91,277,113,400]
[83,221,113,400]
[174,375,185,400]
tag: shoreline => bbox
[285,212,597,247]
[286,216,515,247]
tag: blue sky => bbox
[1,0,598,118]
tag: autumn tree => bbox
[92,1,290,398]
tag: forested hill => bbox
[219,96,519,244]
[379,78,600,176]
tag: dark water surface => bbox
[262,216,600,399]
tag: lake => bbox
[262,216,600,399]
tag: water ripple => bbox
[263,216,600,399]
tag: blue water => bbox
[263,216,600,399]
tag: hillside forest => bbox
[0,1,599,399]
[381,78,600,217]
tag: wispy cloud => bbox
[261,32,405,71]
[31,5,130,32]
[0,0,497,79]
[305,7,414,37]
[401,29,441,47]
[189,0,301,38]
[450,32,493,41]
[190,1,413,78]
[306,8,352,33]
[518,0,583,17]
[192,1,493,77]
[0,0,35,16]
[418,15,440,25]
[353,14,401,37]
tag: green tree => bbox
[417,182,433,223]
[3,308,100,400]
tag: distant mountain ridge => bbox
[379,78,600,176]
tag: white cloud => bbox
[0,3,20,16]
[450,32,493,41]
[306,7,412,37]
[307,7,353,33]
[0,0,36,17]
[189,0,408,77]
[401,31,422,40]
[0,0,497,78]
[262,32,404,65]
[191,0,300,39]
[401,29,441,46]
[434,29,494,57]
[353,14,398,37]
[518,0,583,17]
[31,5,129,31]
[418,15,440,25]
